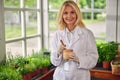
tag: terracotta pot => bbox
[35,69,41,75]
[41,67,48,74]
[23,73,31,80]
[63,49,73,60]
[103,61,111,69]
[22,74,28,80]
[23,69,42,80]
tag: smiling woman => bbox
[50,1,98,80]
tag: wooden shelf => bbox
[35,68,120,80]
[35,68,55,80]
[90,68,120,80]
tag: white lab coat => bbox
[50,26,98,80]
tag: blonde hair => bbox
[56,0,85,30]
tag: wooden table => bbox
[90,68,120,80]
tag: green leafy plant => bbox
[97,43,104,63]
[100,41,118,62]
[0,49,51,78]
[96,41,119,63]
[40,55,51,68]
[0,65,22,80]
[31,49,51,69]
[6,56,27,75]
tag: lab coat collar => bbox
[62,26,83,36]
[61,26,83,48]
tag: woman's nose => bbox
[67,13,71,17]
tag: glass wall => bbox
[1,0,106,58]
[4,0,42,57]
[79,0,106,39]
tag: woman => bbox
[50,1,98,80]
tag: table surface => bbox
[90,67,120,80]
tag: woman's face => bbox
[62,5,77,26]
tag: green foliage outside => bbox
[79,0,106,9]
[4,0,106,39]
[4,0,36,8]
[4,0,106,19]
[5,19,105,39]
[49,0,66,9]
[94,0,106,8]
[49,18,105,31]
[5,24,37,39]
[4,0,106,9]
[4,0,20,7]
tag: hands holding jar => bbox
[57,40,79,63]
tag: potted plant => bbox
[101,41,118,68]
[96,43,104,67]
[39,54,51,74]
[111,57,120,75]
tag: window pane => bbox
[6,41,23,59]
[79,0,106,39]
[49,12,57,49]
[4,0,20,8]
[25,0,37,8]
[25,11,37,36]
[79,0,91,8]
[94,0,106,9]
[27,37,41,56]
[49,12,57,31]
[49,0,66,9]
[5,11,21,40]
[82,12,106,39]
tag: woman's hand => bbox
[57,44,66,56]
[69,52,79,63]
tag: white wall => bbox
[0,0,6,62]
[117,0,120,42]
[106,0,120,43]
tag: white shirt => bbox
[66,28,74,43]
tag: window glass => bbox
[5,11,21,39]
[94,0,106,9]
[49,12,57,49]
[79,0,91,8]
[49,0,66,9]
[25,0,37,8]
[49,12,57,31]
[27,37,41,56]
[79,0,106,39]
[25,11,37,36]
[4,0,20,8]
[6,41,22,58]
[4,0,42,57]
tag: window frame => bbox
[1,0,49,58]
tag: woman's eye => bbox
[63,11,75,14]
[71,11,75,14]
[63,12,68,14]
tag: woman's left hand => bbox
[69,52,79,63]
